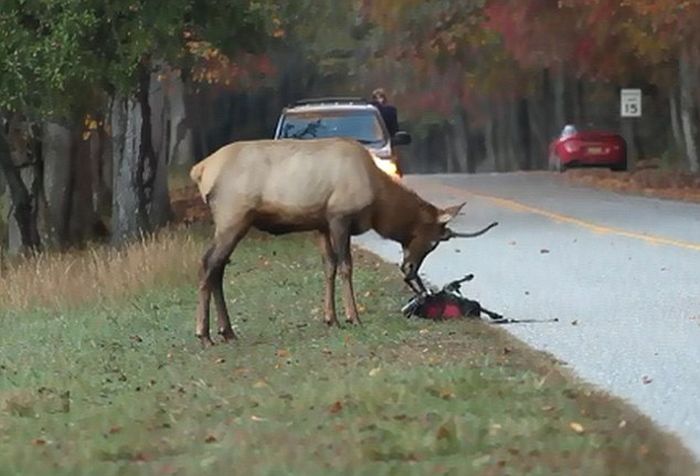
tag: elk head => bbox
[400,201,498,295]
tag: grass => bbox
[0,225,204,312]
[0,225,697,475]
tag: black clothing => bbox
[371,101,399,137]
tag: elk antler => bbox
[446,221,498,239]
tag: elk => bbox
[189,137,497,346]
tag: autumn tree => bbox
[89,0,273,245]
[0,1,99,252]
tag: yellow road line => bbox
[426,181,700,253]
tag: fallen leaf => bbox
[276,349,290,358]
[436,425,451,440]
[328,401,343,414]
[439,388,455,400]
[569,422,585,434]
[132,451,151,462]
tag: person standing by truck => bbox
[370,88,399,137]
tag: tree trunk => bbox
[517,98,533,170]
[669,87,685,158]
[0,116,41,254]
[443,126,455,173]
[69,131,101,245]
[149,65,172,228]
[483,116,497,173]
[42,121,73,248]
[450,106,470,173]
[111,63,169,245]
[573,77,585,125]
[111,93,148,244]
[679,47,699,172]
[97,113,113,217]
[526,70,554,169]
[620,119,639,170]
[167,71,194,166]
[553,64,567,132]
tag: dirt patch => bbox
[563,161,700,203]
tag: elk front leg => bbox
[319,231,340,326]
[330,219,361,325]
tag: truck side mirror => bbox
[392,131,412,146]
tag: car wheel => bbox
[610,162,627,172]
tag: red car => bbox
[548,126,627,172]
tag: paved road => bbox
[356,172,700,458]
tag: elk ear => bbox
[437,202,466,224]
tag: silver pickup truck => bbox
[273,97,411,180]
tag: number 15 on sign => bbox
[621,89,642,117]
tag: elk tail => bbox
[189,160,210,203]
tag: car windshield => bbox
[279,109,387,146]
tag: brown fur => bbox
[190,137,474,346]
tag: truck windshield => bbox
[279,110,387,146]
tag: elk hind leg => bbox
[209,224,250,342]
[195,245,216,346]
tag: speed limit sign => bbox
[621,89,642,117]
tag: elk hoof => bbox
[324,316,341,327]
[197,335,216,348]
[219,328,237,342]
